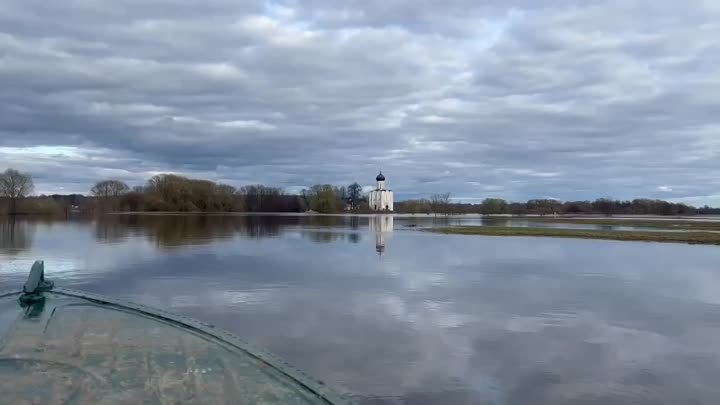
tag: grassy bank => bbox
[428,226,720,245]
[521,217,720,231]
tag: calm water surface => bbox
[2,215,720,405]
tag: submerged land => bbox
[521,217,720,231]
[429,221,720,246]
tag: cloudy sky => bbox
[1,1,719,204]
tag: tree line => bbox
[395,197,720,216]
[0,168,75,215]
[0,168,370,215]
[2,167,720,216]
[90,174,368,214]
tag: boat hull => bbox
[0,287,350,405]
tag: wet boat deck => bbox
[0,290,343,405]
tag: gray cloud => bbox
[1,0,719,203]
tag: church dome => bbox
[376,172,385,181]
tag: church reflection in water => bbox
[369,215,393,256]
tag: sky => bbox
[1,1,719,204]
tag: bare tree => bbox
[91,180,130,212]
[216,183,236,195]
[592,197,615,217]
[237,184,284,212]
[430,192,451,215]
[91,180,130,198]
[0,169,34,214]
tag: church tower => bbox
[368,171,394,211]
[376,172,385,191]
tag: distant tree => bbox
[118,191,146,212]
[214,183,240,212]
[592,198,615,216]
[347,182,363,210]
[675,203,695,215]
[699,205,720,215]
[91,180,130,212]
[338,186,347,201]
[189,179,218,211]
[50,194,85,207]
[304,184,344,213]
[562,200,593,214]
[481,198,508,215]
[91,180,130,198]
[394,197,714,217]
[430,192,451,215]
[0,169,34,214]
[506,202,525,216]
[216,183,236,195]
[394,199,431,214]
[237,184,284,212]
[526,199,562,216]
[145,174,195,211]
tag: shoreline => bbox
[106,211,392,217]
[519,217,720,231]
[94,211,720,220]
[426,226,720,245]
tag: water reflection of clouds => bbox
[4,217,720,404]
[76,247,720,403]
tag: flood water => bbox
[2,214,720,405]
[401,216,668,232]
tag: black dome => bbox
[376,172,385,181]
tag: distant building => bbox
[368,172,394,211]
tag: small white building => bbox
[368,172,394,211]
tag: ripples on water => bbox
[2,215,720,404]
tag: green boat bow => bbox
[0,261,352,405]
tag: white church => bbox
[368,171,394,211]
